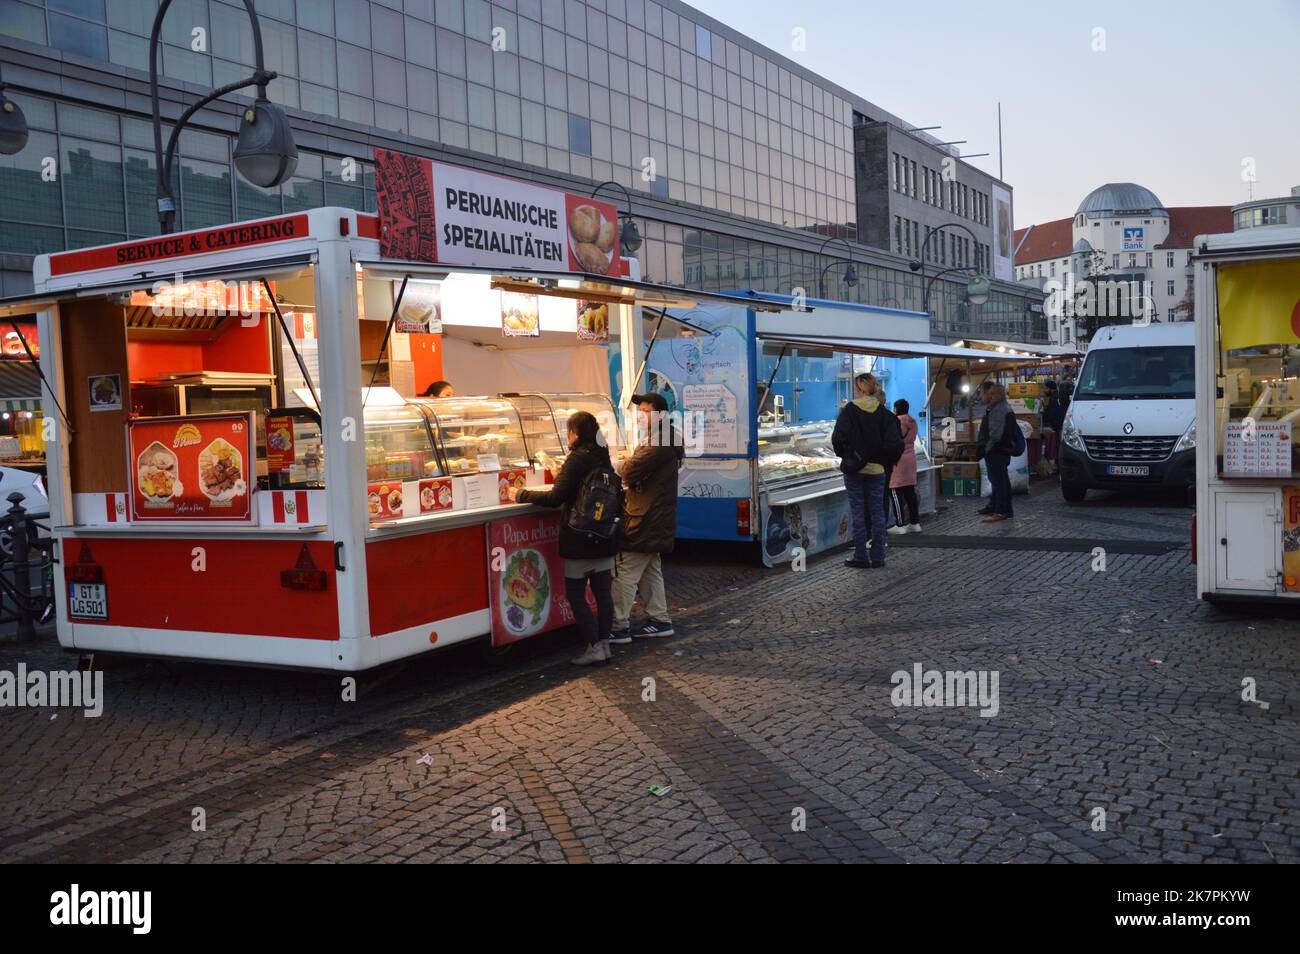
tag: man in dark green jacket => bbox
[611,392,684,642]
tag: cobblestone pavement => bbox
[1,479,1296,863]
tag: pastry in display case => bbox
[362,402,442,483]
[498,392,623,474]
[418,396,530,475]
[757,421,840,484]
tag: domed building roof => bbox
[1076,183,1168,218]
[1072,237,1093,252]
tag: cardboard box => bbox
[1021,413,1042,439]
[1009,381,1043,398]
[1007,397,1039,414]
[941,477,981,497]
[942,461,981,480]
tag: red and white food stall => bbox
[8,152,725,670]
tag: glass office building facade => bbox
[0,0,1043,340]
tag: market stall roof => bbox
[356,259,783,312]
[953,338,1082,359]
[719,289,928,319]
[753,332,1052,364]
[0,361,43,411]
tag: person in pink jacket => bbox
[887,399,922,534]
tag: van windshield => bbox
[1074,345,1195,400]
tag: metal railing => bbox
[0,491,54,639]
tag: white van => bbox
[1059,322,1197,502]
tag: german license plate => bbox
[68,582,108,620]
[1106,464,1150,477]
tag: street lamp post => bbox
[590,180,644,257]
[817,235,858,299]
[923,267,990,317]
[149,0,298,233]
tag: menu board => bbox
[1223,421,1292,477]
[682,383,741,455]
[418,477,454,513]
[367,480,406,522]
[128,413,253,521]
[488,513,584,646]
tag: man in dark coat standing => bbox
[611,392,684,641]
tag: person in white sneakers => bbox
[887,398,923,535]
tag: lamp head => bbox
[0,88,29,156]
[619,216,642,255]
[233,97,298,188]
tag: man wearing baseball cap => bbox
[610,391,684,642]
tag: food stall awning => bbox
[754,332,1051,364]
[354,259,783,311]
[0,361,42,411]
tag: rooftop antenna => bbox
[997,102,1004,181]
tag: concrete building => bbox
[1233,186,1300,232]
[1013,183,1231,346]
[0,0,1042,341]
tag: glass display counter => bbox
[416,396,530,475]
[363,403,441,482]
[757,420,839,485]
[499,392,623,471]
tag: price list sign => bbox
[1223,420,1293,476]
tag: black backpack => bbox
[839,403,903,473]
[567,466,624,551]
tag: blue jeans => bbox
[986,452,1013,516]
[844,471,887,562]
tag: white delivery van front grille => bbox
[1083,434,1178,462]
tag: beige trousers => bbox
[612,551,669,628]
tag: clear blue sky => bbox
[691,0,1300,225]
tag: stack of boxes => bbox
[940,461,981,496]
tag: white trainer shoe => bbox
[906,523,922,533]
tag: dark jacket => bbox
[1042,394,1066,431]
[620,439,683,553]
[516,441,614,559]
[831,398,903,472]
[978,400,1019,458]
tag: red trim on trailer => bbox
[365,526,489,637]
[66,537,339,639]
[49,214,311,276]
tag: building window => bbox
[1168,310,1175,321]
[1167,251,1175,267]
[1167,280,1176,295]
[1127,253,1136,268]
[1112,254,1119,269]
[894,216,902,254]
[1144,252,1152,268]
[909,159,917,198]
[1050,261,1056,277]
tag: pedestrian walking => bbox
[510,411,621,666]
[1040,380,1065,470]
[977,382,1020,523]
[610,392,684,642]
[832,372,903,568]
[887,398,922,534]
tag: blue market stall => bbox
[634,291,957,566]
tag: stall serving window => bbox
[355,267,626,525]
[57,264,320,524]
[1214,261,1298,478]
[756,344,846,486]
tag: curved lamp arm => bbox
[150,0,271,233]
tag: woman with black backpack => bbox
[509,411,621,666]
[831,372,903,569]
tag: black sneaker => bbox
[976,507,994,516]
[633,619,675,639]
[844,557,871,568]
[869,560,886,569]
[608,628,632,644]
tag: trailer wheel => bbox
[1061,484,1087,503]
